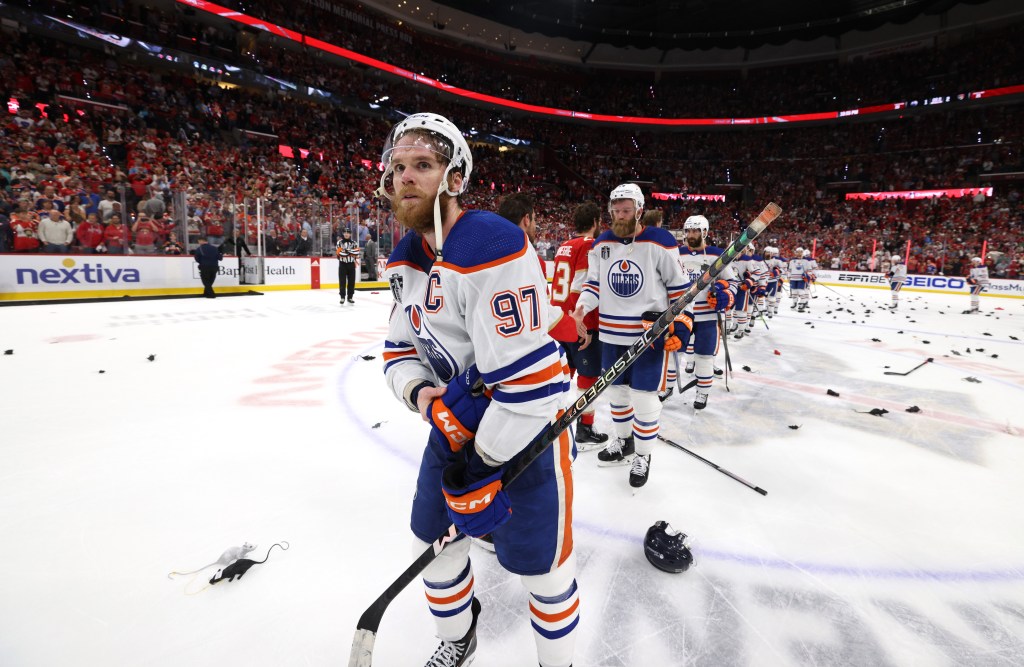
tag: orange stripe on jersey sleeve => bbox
[385,260,425,272]
[504,360,566,387]
[383,349,419,362]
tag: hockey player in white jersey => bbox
[762,246,783,317]
[738,242,768,338]
[886,254,907,309]
[677,215,737,409]
[965,256,990,313]
[787,248,813,312]
[379,113,578,667]
[571,184,687,488]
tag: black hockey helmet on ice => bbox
[644,521,693,573]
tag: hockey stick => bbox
[752,300,770,330]
[657,435,767,496]
[817,281,852,301]
[347,203,782,667]
[883,357,933,376]
[673,351,684,391]
[717,312,732,392]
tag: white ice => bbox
[1,285,1023,667]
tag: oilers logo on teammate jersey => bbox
[607,259,645,298]
[389,273,404,303]
[407,304,459,382]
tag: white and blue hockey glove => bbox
[441,447,512,538]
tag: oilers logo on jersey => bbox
[608,259,645,298]
[407,304,459,383]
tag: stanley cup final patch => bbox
[601,245,610,260]
[389,273,404,303]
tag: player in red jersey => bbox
[549,201,609,448]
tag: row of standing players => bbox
[374,112,988,667]
[886,254,991,313]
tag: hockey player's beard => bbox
[686,236,704,249]
[611,218,639,239]
[395,190,454,237]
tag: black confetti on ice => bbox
[952,350,961,356]
[788,425,801,430]
[922,341,931,344]
[871,338,881,342]
[991,354,999,359]
[856,408,889,417]
[371,421,387,429]
[3,349,12,355]
[147,354,156,361]
[1011,336,1019,340]
[827,389,840,397]
[897,330,904,334]
[98,370,106,374]
[742,365,752,372]
[360,355,377,361]
[975,348,984,352]
[906,406,921,413]
[963,377,982,383]
[984,332,993,337]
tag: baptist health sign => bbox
[816,270,1024,298]
[0,255,349,301]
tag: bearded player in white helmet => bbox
[571,183,687,490]
[676,214,738,408]
[379,113,579,667]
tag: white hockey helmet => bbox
[972,256,983,264]
[891,255,901,263]
[763,246,775,257]
[794,246,804,256]
[747,241,756,254]
[608,183,644,216]
[375,113,472,256]
[683,214,709,239]
[802,250,812,258]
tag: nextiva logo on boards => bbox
[16,258,140,285]
[904,276,966,289]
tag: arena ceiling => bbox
[428,0,992,50]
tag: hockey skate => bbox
[684,360,695,374]
[348,297,355,304]
[424,597,480,667]
[962,308,978,314]
[714,367,724,376]
[629,454,651,490]
[694,389,709,410]
[597,435,635,467]
[658,387,674,403]
[733,329,745,340]
[575,421,608,451]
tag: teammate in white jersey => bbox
[788,247,814,312]
[571,183,687,489]
[379,113,578,667]
[886,254,907,309]
[762,246,783,317]
[965,256,990,313]
[677,215,737,408]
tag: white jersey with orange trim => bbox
[788,257,813,281]
[678,245,738,323]
[382,210,570,464]
[765,255,785,281]
[888,263,907,283]
[748,255,769,286]
[577,226,686,346]
[969,266,990,285]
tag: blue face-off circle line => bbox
[338,341,1024,583]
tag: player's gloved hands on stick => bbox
[706,280,734,312]
[442,447,512,538]
[642,310,689,352]
[428,365,489,453]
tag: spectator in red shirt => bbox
[103,214,128,254]
[76,213,105,253]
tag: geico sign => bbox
[836,273,966,289]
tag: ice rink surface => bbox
[1,284,1023,666]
